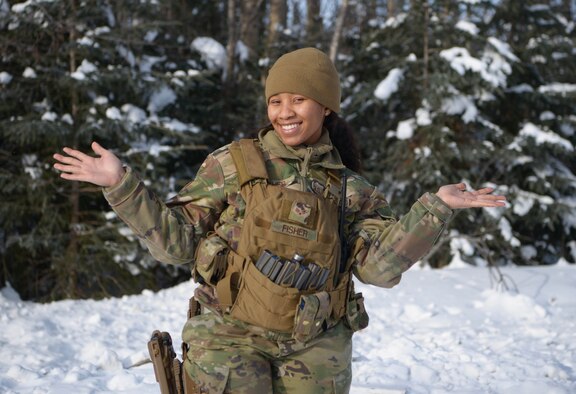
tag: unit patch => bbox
[288,201,313,225]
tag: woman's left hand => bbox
[435,183,506,209]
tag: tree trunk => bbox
[226,0,237,85]
[422,0,429,94]
[387,0,396,17]
[240,0,264,60]
[329,0,350,63]
[438,0,459,21]
[306,0,322,45]
[222,0,238,136]
[561,0,572,20]
[267,0,287,55]
[361,0,378,30]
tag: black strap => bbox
[338,172,348,274]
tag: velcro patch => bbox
[271,221,317,241]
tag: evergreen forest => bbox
[1,0,574,301]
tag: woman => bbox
[53,48,506,393]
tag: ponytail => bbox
[324,112,362,173]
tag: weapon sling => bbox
[338,172,348,274]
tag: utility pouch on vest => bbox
[292,291,331,342]
[344,289,369,332]
[214,249,245,310]
[194,235,229,286]
[230,260,302,332]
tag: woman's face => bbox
[267,93,329,146]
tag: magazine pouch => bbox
[293,291,331,342]
[344,281,369,332]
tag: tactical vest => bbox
[210,139,353,338]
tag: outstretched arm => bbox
[349,179,506,289]
[435,183,506,209]
[53,141,125,187]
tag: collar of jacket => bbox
[258,127,345,176]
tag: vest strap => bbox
[229,139,268,186]
[327,273,349,319]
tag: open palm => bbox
[53,142,125,187]
[436,183,506,209]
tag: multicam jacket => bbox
[103,128,453,295]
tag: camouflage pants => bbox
[181,313,352,393]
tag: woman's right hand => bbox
[53,141,125,187]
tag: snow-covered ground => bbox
[1,264,574,394]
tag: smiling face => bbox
[267,93,330,147]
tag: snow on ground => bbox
[1,265,575,394]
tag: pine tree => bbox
[1,0,573,303]
[0,0,224,300]
[338,0,575,267]
[486,0,576,265]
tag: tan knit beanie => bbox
[265,47,341,113]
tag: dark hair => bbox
[324,112,362,173]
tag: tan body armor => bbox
[203,139,364,341]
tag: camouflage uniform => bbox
[103,128,453,393]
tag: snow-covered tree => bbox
[340,0,575,267]
[1,0,573,301]
[0,0,222,300]
[486,1,576,265]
